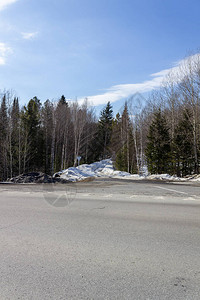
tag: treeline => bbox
[145,54,200,176]
[0,93,118,181]
[1,53,200,180]
[112,53,200,177]
[0,94,100,181]
[111,54,200,177]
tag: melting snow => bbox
[53,159,141,182]
[54,159,199,182]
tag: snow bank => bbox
[53,159,144,182]
[146,174,184,181]
[186,174,200,182]
[54,167,93,182]
[54,159,197,182]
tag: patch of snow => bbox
[188,174,200,182]
[146,174,184,181]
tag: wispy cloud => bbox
[21,31,38,40]
[80,54,200,106]
[79,70,169,106]
[0,42,12,65]
[0,0,18,11]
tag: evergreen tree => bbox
[112,104,137,173]
[121,102,131,172]
[21,97,43,171]
[0,95,8,140]
[174,109,194,176]
[11,97,20,176]
[109,113,122,158]
[92,101,113,160]
[0,95,8,180]
[99,102,113,155]
[42,99,54,174]
[59,95,67,105]
[115,146,126,171]
[145,109,171,174]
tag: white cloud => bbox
[0,0,18,11]
[0,57,5,64]
[80,54,200,106]
[21,32,38,40]
[79,70,169,106]
[0,42,11,65]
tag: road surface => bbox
[0,179,200,299]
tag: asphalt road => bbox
[0,179,200,300]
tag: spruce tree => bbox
[113,104,136,173]
[174,109,194,176]
[115,146,126,171]
[11,97,20,176]
[92,101,113,160]
[42,100,54,174]
[109,113,122,157]
[145,109,171,174]
[0,95,8,180]
[21,97,43,172]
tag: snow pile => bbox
[78,159,145,180]
[54,167,93,182]
[54,159,197,182]
[53,159,144,182]
[53,159,112,182]
[78,159,114,177]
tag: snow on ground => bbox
[147,173,200,182]
[54,159,141,182]
[147,174,185,181]
[186,174,200,182]
[54,159,188,182]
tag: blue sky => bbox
[0,0,200,114]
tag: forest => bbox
[0,54,200,181]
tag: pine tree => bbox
[97,101,113,159]
[89,102,113,161]
[111,104,137,173]
[0,95,8,180]
[11,97,20,176]
[109,113,122,158]
[42,99,54,174]
[145,109,171,174]
[115,146,126,171]
[55,96,69,170]
[174,109,194,176]
[21,97,43,172]
[0,95,8,140]
[121,102,131,172]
